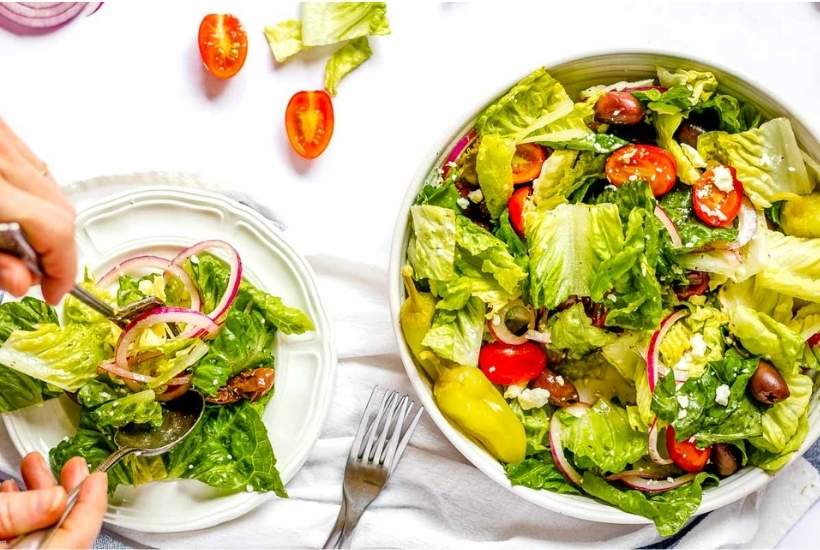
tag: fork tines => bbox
[350,387,423,474]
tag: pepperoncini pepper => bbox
[400,264,526,464]
[433,365,526,464]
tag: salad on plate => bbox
[0,240,313,498]
[400,65,819,534]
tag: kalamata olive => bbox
[675,121,707,149]
[594,91,646,125]
[712,443,739,477]
[749,361,790,405]
[530,368,578,406]
[206,366,276,405]
[675,271,710,301]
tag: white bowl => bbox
[389,51,820,526]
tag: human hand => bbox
[0,118,76,304]
[0,452,107,549]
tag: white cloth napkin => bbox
[1,176,818,549]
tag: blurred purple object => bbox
[0,2,102,36]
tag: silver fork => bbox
[323,387,423,549]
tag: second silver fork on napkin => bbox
[323,387,424,549]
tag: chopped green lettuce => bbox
[89,389,163,430]
[77,379,127,408]
[165,401,285,496]
[632,85,695,115]
[454,216,526,295]
[508,400,551,455]
[657,305,728,380]
[655,113,703,185]
[532,150,605,211]
[692,94,762,133]
[263,20,303,62]
[421,297,485,367]
[581,471,717,537]
[476,135,516,218]
[407,205,457,282]
[749,371,812,454]
[601,331,648,382]
[749,412,809,471]
[0,297,58,341]
[505,453,580,495]
[657,187,738,251]
[755,229,820,303]
[548,303,616,360]
[557,353,636,405]
[300,2,390,46]
[698,118,813,208]
[324,36,372,96]
[525,203,623,309]
[657,66,717,105]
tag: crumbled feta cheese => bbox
[788,166,796,172]
[467,189,484,203]
[188,464,194,470]
[190,255,200,265]
[504,383,526,400]
[613,109,622,117]
[666,477,675,483]
[678,408,688,419]
[488,366,496,374]
[715,384,731,406]
[697,202,727,221]
[518,388,551,410]
[677,395,690,408]
[712,165,734,193]
[628,174,638,181]
[621,147,637,162]
[690,333,707,358]
[456,197,470,210]
[246,484,254,492]
[556,376,565,386]
[492,315,502,326]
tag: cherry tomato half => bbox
[285,90,335,159]
[479,340,546,385]
[605,144,677,197]
[666,426,711,473]
[508,185,532,238]
[692,165,744,228]
[198,14,248,79]
[808,333,820,348]
[512,143,547,184]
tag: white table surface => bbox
[1,1,818,547]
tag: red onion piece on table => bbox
[0,2,98,33]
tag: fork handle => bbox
[334,491,372,549]
[322,496,347,549]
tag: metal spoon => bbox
[11,391,206,549]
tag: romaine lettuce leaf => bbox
[698,118,813,208]
[548,303,616,360]
[475,68,574,142]
[263,20,302,63]
[89,389,163,430]
[557,353,636,405]
[475,134,516,218]
[300,2,390,46]
[655,113,703,185]
[755,229,820,303]
[434,255,516,313]
[692,94,762,133]
[165,401,285,496]
[421,297,485,367]
[455,216,526,295]
[508,400,550,455]
[634,364,655,428]
[557,399,646,473]
[532,150,605,211]
[658,305,727,380]
[657,67,718,105]
[324,36,372,96]
[632,85,695,115]
[580,471,717,537]
[657,187,738,251]
[505,453,581,495]
[601,331,648,382]
[525,203,623,309]
[749,412,809,471]
[0,297,57,341]
[77,379,127,408]
[407,205,457,282]
[0,322,110,392]
[749,371,812,454]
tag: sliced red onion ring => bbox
[726,199,758,250]
[808,333,820,347]
[488,318,527,345]
[115,307,218,369]
[98,361,154,383]
[646,310,689,392]
[172,240,242,322]
[442,129,477,177]
[156,382,191,402]
[648,419,674,465]
[619,473,696,493]
[0,2,85,31]
[606,470,668,481]
[654,205,682,249]
[97,254,201,311]
[548,403,590,486]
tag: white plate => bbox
[3,183,337,532]
[389,51,820,526]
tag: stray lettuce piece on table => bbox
[698,118,812,208]
[89,389,164,430]
[581,471,717,537]
[165,401,286,497]
[525,203,623,310]
[263,19,302,62]
[324,36,372,96]
[300,2,390,46]
[547,303,616,360]
[421,296,485,367]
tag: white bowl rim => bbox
[388,48,820,526]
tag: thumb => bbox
[0,486,66,539]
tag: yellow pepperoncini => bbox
[399,265,441,381]
[434,365,526,464]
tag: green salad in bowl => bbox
[398,63,819,535]
[0,240,313,497]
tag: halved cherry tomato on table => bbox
[479,340,546,385]
[285,90,335,159]
[512,143,547,184]
[198,14,248,79]
[507,185,532,238]
[605,144,677,197]
[666,426,711,473]
[692,165,744,228]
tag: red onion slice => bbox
[0,2,84,30]
[646,310,689,392]
[726,199,758,250]
[98,361,154,383]
[488,318,527,345]
[648,419,674,465]
[654,205,682,249]
[606,470,668,481]
[115,307,218,369]
[97,254,201,311]
[442,129,477,177]
[548,403,590,486]
[172,240,242,322]
[619,473,695,493]
[808,333,820,347]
